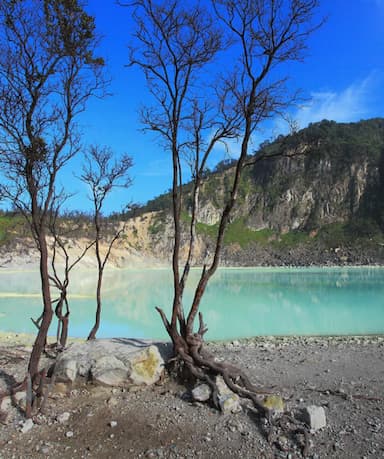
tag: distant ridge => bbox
[1,119,384,267]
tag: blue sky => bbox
[62,0,384,214]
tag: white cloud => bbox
[294,75,377,129]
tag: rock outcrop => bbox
[54,339,170,387]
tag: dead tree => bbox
[48,202,95,349]
[128,0,321,416]
[80,145,133,340]
[0,0,106,382]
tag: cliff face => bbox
[240,153,373,233]
[196,119,384,234]
[140,118,384,266]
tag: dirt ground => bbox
[0,334,383,459]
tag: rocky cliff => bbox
[139,118,384,266]
[1,118,383,267]
[197,119,384,230]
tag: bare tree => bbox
[80,145,133,340]
[128,0,321,420]
[48,202,95,349]
[127,0,236,327]
[0,0,106,382]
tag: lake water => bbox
[0,267,383,340]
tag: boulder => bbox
[54,339,167,388]
[130,345,164,385]
[13,391,27,410]
[91,355,129,386]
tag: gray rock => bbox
[56,412,70,424]
[54,358,78,383]
[107,397,119,407]
[54,339,166,387]
[91,355,129,386]
[215,376,242,413]
[192,384,211,402]
[304,405,327,431]
[20,418,34,433]
[0,396,11,412]
[14,391,27,410]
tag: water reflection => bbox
[0,267,383,339]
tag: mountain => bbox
[136,118,384,266]
[1,118,384,267]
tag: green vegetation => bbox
[196,221,219,240]
[274,230,310,248]
[194,217,274,248]
[316,220,384,247]
[223,219,274,247]
[0,213,27,245]
[148,214,166,235]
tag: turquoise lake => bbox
[0,267,383,340]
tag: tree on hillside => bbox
[80,145,133,340]
[128,0,321,419]
[0,0,106,386]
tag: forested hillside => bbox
[137,118,384,265]
[1,118,384,266]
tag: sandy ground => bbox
[0,333,383,459]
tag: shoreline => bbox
[1,330,383,348]
[1,264,384,273]
[0,331,83,347]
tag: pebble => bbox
[303,405,327,431]
[107,397,119,407]
[19,419,34,434]
[191,384,211,402]
[56,412,71,423]
[109,421,118,428]
[65,431,74,438]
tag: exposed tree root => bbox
[157,308,269,413]
[157,308,313,457]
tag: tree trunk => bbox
[59,313,69,347]
[87,270,103,340]
[28,231,53,379]
[55,297,70,348]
